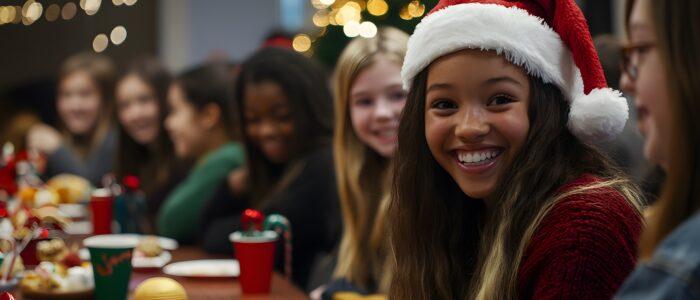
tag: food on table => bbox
[133,277,187,300]
[17,187,37,206]
[47,174,91,204]
[32,206,69,230]
[20,261,93,293]
[0,254,24,279]
[136,236,163,257]
[37,239,67,263]
[33,189,60,208]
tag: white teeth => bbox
[457,149,500,164]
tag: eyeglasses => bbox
[620,41,657,81]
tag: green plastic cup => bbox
[84,235,138,300]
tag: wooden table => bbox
[130,246,308,300]
[13,245,308,300]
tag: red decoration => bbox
[0,201,7,218]
[123,175,141,191]
[61,252,83,268]
[38,228,50,239]
[0,292,15,300]
[241,209,264,232]
[0,158,17,196]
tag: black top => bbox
[200,146,341,289]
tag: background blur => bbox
[0,0,627,129]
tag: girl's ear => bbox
[199,102,222,130]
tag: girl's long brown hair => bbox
[332,27,408,291]
[57,52,116,158]
[234,47,334,206]
[389,67,643,299]
[114,57,176,201]
[638,0,700,259]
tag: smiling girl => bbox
[388,0,644,299]
[201,48,340,288]
[157,64,244,243]
[114,57,179,220]
[321,27,408,299]
[27,53,117,186]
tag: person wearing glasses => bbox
[615,0,700,298]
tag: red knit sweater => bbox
[517,175,643,299]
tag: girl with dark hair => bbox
[201,47,340,289]
[388,0,644,299]
[157,63,244,243]
[615,0,700,298]
[114,57,181,224]
[27,52,117,186]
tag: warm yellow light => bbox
[367,0,388,16]
[113,0,124,5]
[337,3,361,25]
[124,0,137,6]
[62,2,78,20]
[312,10,329,27]
[310,0,329,9]
[110,25,127,45]
[359,21,377,38]
[328,9,338,25]
[93,33,109,52]
[319,0,335,5]
[399,6,412,20]
[21,1,32,17]
[345,1,361,11]
[343,20,360,38]
[292,34,312,52]
[45,4,61,22]
[408,1,425,18]
[22,1,42,25]
[81,0,102,16]
[0,7,9,24]
[12,6,21,23]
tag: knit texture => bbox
[518,175,643,299]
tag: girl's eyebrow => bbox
[484,76,523,87]
[427,82,452,92]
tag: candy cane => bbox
[264,214,292,279]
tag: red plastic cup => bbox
[89,188,114,235]
[230,231,278,294]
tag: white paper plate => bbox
[163,259,240,278]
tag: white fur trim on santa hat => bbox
[402,3,627,142]
[568,87,629,142]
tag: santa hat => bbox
[401,0,628,143]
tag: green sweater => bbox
[157,142,244,242]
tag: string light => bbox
[407,1,425,18]
[113,0,124,5]
[359,21,377,38]
[62,2,77,20]
[0,7,10,24]
[312,10,330,27]
[93,33,109,52]
[292,34,312,52]
[45,4,61,22]
[367,0,388,16]
[22,1,43,25]
[110,25,127,45]
[124,0,138,6]
[343,20,360,37]
[399,6,411,20]
[319,0,335,5]
[12,6,21,23]
[80,0,102,16]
